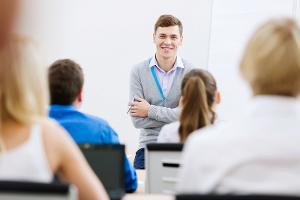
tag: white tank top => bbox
[0,124,53,182]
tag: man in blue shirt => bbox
[48,59,137,193]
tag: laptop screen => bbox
[78,144,125,198]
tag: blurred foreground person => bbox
[0,36,109,200]
[178,18,300,195]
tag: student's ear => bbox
[179,96,184,107]
[214,90,221,105]
[77,90,83,103]
[73,90,83,109]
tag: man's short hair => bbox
[48,59,84,105]
[154,14,183,35]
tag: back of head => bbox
[48,59,84,105]
[154,14,183,36]
[240,17,300,96]
[0,36,48,127]
[179,69,217,142]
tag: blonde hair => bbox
[179,69,217,142]
[240,18,300,96]
[0,36,48,150]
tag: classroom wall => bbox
[208,0,298,122]
[18,0,213,154]
[18,0,300,154]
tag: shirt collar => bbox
[50,104,76,111]
[148,55,184,71]
[245,95,300,117]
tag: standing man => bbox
[129,14,193,169]
[48,59,137,193]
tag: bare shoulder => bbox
[38,120,108,200]
[40,119,77,156]
[40,118,79,155]
[40,118,82,154]
[38,119,72,172]
[41,119,71,144]
[40,119,82,171]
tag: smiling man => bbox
[129,15,193,169]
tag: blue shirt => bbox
[49,105,137,193]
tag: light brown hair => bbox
[179,69,217,142]
[240,18,300,96]
[154,14,183,35]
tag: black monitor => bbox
[78,144,125,200]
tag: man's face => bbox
[153,25,182,60]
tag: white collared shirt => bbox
[177,95,300,195]
[158,121,180,143]
[149,56,184,98]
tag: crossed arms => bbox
[129,67,180,129]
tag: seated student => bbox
[48,59,138,193]
[177,18,300,195]
[0,37,109,200]
[157,69,220,143]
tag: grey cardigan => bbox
[129,58,193,148]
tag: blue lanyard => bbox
[149,58,166,101]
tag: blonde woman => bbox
[0,37,109,200]
[177,18,300,194]
[158,69,220,143]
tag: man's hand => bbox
[128,97,150,117]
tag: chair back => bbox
[79,144,125,200]
[0,181,77,200]
[145,143,183,194]
[176,194,300,200]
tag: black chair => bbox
[78,144,125,200]
[176,194,300,200]
[0,180,76,200]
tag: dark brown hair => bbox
[48,59,84,105]
[154,14,183,35]
[179,69,217,142]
